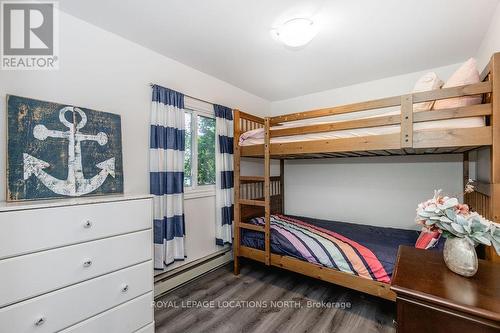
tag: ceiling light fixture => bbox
[271,18,318,48]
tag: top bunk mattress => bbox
[239,107,485,146]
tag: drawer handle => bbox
[83,259,92,268]
[83,220,92,229]
[35,317,46,326]
[121,284,129,293]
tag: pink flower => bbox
[419,199,433,209]
[456,204,469,215]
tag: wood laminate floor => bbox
[154,260,396,333]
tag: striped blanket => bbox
[248,214,392,283]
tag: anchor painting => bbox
[7,95,124,201]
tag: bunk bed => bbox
[232,53,500,301]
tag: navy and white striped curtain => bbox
[214,104,234,245]
[150,85,186,269]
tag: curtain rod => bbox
[149,83,217,106]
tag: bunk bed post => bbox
[264,117,271,266]
[489,52,500,263]
[400,94,413,149]
[233,109,241,274]
[280,159,285,214]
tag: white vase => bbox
[443,237,478,277]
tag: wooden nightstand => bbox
[391,246,500,333]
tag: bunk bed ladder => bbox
[233,112,272,274]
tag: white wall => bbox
[271,64,460,115]
[476,2,500,69]
[473,2,500,182]
[271,64,471,230]
[285,155,463,229]
[0,12,269,270]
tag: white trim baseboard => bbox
[154,248,232,298]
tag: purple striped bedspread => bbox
[244,214,409,283]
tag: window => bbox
[196,115,216,185]
[184,113,193,187]
[184,108,216,192]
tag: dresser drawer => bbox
[0,261,152,333]
[0,198,152,259]
[0,230,152,307]
[60,292,153,333]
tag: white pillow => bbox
[433,58,482,110]
[412,72,443,111]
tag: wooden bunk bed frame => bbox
[232,53,500,301]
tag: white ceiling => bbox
[59,0,499,101]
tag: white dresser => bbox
[0,195,154,333]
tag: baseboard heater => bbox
[154,247,232,298]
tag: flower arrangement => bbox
[415,180,500,255]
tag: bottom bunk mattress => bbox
[240,214,443,283]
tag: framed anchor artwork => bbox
[6,95,124,201]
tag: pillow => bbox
[433,58,482,110]
[415,230,441,250]
[412,72,444,111]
